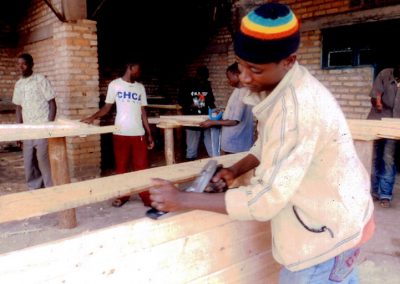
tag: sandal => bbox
[380,199,391,208]
[112,196,130,207]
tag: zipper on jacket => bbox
[292,206,334,238]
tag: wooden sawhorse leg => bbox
[157,124,180,165]
[48,137,77,229]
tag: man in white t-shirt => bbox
[12,53,57,190]
[82,60,154,207]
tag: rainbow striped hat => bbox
[234,3,300,64]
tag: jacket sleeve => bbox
[225,101,321,221]
[369,70,385,98]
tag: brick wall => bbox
[225,0,374,119]
[19,0,62,33]
[298,29,373,119]
[52,20,101,181]
[0,47,19,123]
[17,0,60,80]
[188,35,373,118]
[232,1,354,30]
[283,0,352,18]
[0,0,101,181]
[186,27,237,109]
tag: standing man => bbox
[199,62,254,154]
[367,65,400,208]
[150,3,374,283]
[13,53,56,190]
[178,66,219,159]
[81,59,154,208]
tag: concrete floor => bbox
[358,179,400,284]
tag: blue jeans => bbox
[185,128,220,159]
[371,139,397,200]
[280,248,360,284]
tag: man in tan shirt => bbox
[12,53,57,189]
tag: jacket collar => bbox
[243,61,300,121]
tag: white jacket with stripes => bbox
[225,62,373,271]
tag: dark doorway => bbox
[87,0,232,173]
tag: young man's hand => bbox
[199,120,216,128]
[375,99,383,112]
[371,93,383,112]
[147,135,154,150]
[80,117,95,124]
[209,167,236,192]
[149,178,185,212]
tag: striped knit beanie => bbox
[234,3,300,64]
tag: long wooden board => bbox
[0,209,276,283]
[348,119,400,140]
[0,119,116,142]
[0,153,246,224]
[155,117,399,140]
[158,115,208,127]
[147,104,182,110]
[1,118,397,141]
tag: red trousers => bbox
[113,134,151,206]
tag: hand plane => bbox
[146,160,219,220]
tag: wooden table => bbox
[153,116,400,173]
[155,115,208,165]
[0,119,116,228]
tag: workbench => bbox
[0,117,398,282]
[0,119,116,228]
[154,115,400,173]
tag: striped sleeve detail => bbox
[249,88,299,206]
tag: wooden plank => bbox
[155,117,398,139]
[301,4,400,32]
[135,227,269,283]
[159,115,208,127]
[159,115,208,121]
[163,128,175,165]
[61,0,87,21]
[148,117,160,124]
[147,104,182,110]
[348,119,400,140]
[159,121,200,127]
[190,250,280,284]
[48,137,77,229]
[0,210,273,283]
[381,118,400,123]
[0,153,246,224]
[0,119,116,142]
[2,118,395,142]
